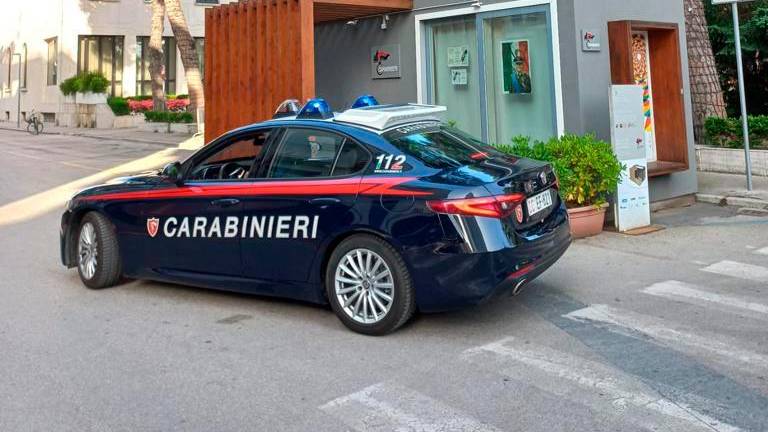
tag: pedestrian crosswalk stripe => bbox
[564,304,768,371]
[463,337,741,432]
[701,260,768,283]
[756,247,768,256]
[642,280,768,316]
[319,382,501,432]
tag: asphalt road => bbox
[1,130,767,432]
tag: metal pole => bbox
[13,53,21,129]
[732,2,753,191]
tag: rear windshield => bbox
[383,123,505,169]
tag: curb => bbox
[696,193,768,210]
[0,125,187,148]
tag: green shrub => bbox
[58,72,110,95]
[496,134,624,208]
[704,115,768,149]
[144,110,193,123]
[59,76,82,96]
[107,97,130,116]
[129,95,153,101]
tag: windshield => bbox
[383,123,508,169]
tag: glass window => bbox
[77,35,124,96]
[428,17,482,138]
[332,141,370,176]
[482,11,556,144]
[384,123,503,169]
[46,38,57,85]
[136,36,177,96]
[269,129,362,179]
[188,130,272,181]
[21,44,27,89]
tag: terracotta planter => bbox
[567,203,609,238]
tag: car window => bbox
[332,141,370,176]
[383,123,506,169]
[269,129,366,179]
[188,130,272,181]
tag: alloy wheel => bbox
[334,248,394,324]
[78,222,98,280]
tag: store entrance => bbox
[424,6,559,144]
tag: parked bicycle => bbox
[26,110,44,135]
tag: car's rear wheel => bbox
[326,235,416,335]
[77,212,122,289]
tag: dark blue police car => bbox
[61,96,571,335]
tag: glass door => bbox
[423,6,558,144]
[425,17,483,138]
[479,7,557,145]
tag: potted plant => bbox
[499,134,624,238]
[59,72,110,104]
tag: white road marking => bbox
[463,338,741,432]
[701,260,768,283]
[319,382,500,432]
[755,247,768,256]
[564,304,768,371]
[642,280,768,316]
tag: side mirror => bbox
[162,161,182,183]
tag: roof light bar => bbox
[351,95,379,109]
[273,99,301,119]
[334,104,447,131]
[297,98,334,120]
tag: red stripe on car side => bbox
[82,177,431,202]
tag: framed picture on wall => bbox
[501,39,532,95]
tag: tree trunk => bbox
[165,0,204,123]
[685,0,727,144]
[149,0,166,112]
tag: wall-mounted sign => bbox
[501,40,532,95]
[447,45,469,67]
[581,30,601,52]
[610,85,651,232]
[451,68,468,86]
[371,44,401,79]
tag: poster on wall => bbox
[451,68,468,86]
[610,85,651,232]
[370,44,401,79]
[501,40,532,95]
[447,46,469,67]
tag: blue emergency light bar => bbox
[297,98,334,120]
[351,94,379,109]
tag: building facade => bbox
[0,0,228,124]
[315,0,697,203]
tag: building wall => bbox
[0,0,223,124]
[315,0,697,202]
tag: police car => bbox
[60,96,571,335]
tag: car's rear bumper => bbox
[406,203,571,312]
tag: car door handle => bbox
[309,197,341,205]
[211,198,240,208]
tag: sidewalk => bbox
[697,171,768,211]
[0,121,196,148]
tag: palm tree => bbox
[149,0,166,112]
[164,0,204,122]
[684,0,727,144]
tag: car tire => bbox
[326,234,416,335]
[76,212,122,289]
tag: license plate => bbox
[526,190,553,217]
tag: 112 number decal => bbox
[375,154,406,172]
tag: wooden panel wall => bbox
[204,0,315,143]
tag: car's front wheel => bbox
[326,235,416,335]
[76,212,122,289]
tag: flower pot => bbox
[567,203,609,238]
[75,92,108,105]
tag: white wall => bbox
[0,0,228,124]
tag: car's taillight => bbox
[427,194,526,219]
